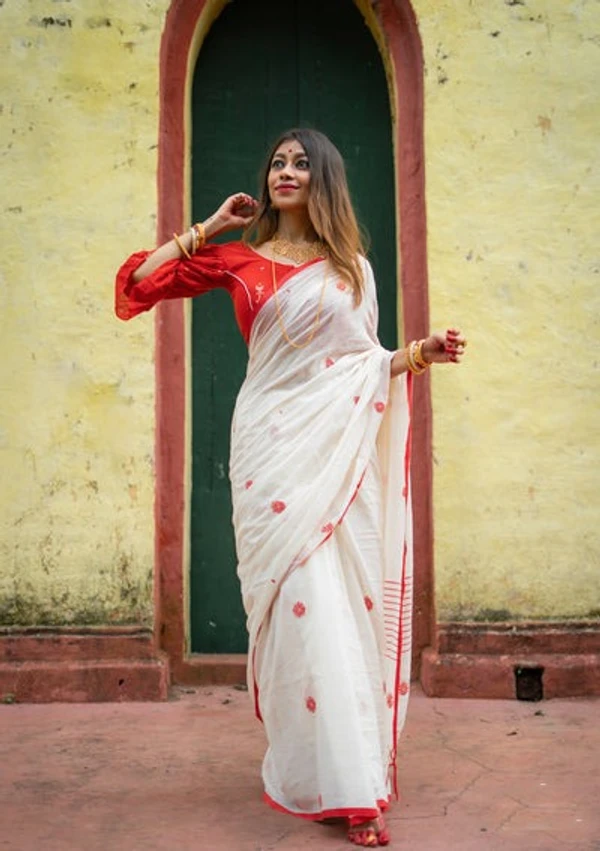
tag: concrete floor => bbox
[1,686,599,851]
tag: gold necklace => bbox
[270,233,329,265]
[271,259,328,349]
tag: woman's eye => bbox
[270,156,309,170]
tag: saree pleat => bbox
[257,461,390,816]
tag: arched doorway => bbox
[155,0,431,683]
[189,0,398,653]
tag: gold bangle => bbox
[405,340,427,375]
[414,339,430,369]
[192,221,206,252]
[173,232,191,260]
[405,341,418,374]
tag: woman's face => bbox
[267,139,311,211]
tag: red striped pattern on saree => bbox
[388,372,413,799]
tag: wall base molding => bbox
[4,621,598,702]
[421,621,600,699]
[0,627,169,703]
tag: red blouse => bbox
[115,241,321,344]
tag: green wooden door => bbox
[190,0,397,653]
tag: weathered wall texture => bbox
[0,1,169,625]
[1,0,598,630]
[414,0,600,619]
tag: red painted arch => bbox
[155,0,433,682]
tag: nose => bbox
[278,161,295,181]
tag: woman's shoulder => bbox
[358,252,373,272]
[183,240,251,276]
[357,254,378,305]
[195,240,258,266]
[195,240,246,257]
[356,253,375,286]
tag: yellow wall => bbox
[414,0,600,619]
[1,0,598,628]
[0,1,169,625]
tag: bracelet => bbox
[192,221,206,253]
[414,339,430,369]
[405,340,428,375]
[173,232,191,259]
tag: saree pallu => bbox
[229,258,413,820]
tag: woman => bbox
[115,128,465,847]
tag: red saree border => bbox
[388,372,413,798]
[155,0,432,683]
[264,791,390,822]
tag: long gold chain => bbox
[271,259,328,349]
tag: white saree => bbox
[229,257,413,820]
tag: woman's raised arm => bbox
[132,193,258,282]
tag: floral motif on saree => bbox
[115,245,413,821]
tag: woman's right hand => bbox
[204,193,259,239]
[131,193,259,283]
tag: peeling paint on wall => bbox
[415,0,600,619]
[0,0,170,626]
[1,0,599,628]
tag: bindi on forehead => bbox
[275,142,305,157]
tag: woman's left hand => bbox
[423,328,467,364]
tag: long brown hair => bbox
[244,128,366,304]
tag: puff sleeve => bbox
[115,244,232,320]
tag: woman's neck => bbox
[275,211,317,243]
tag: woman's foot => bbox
[347,814,390,846]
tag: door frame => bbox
[154,0,433,684]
